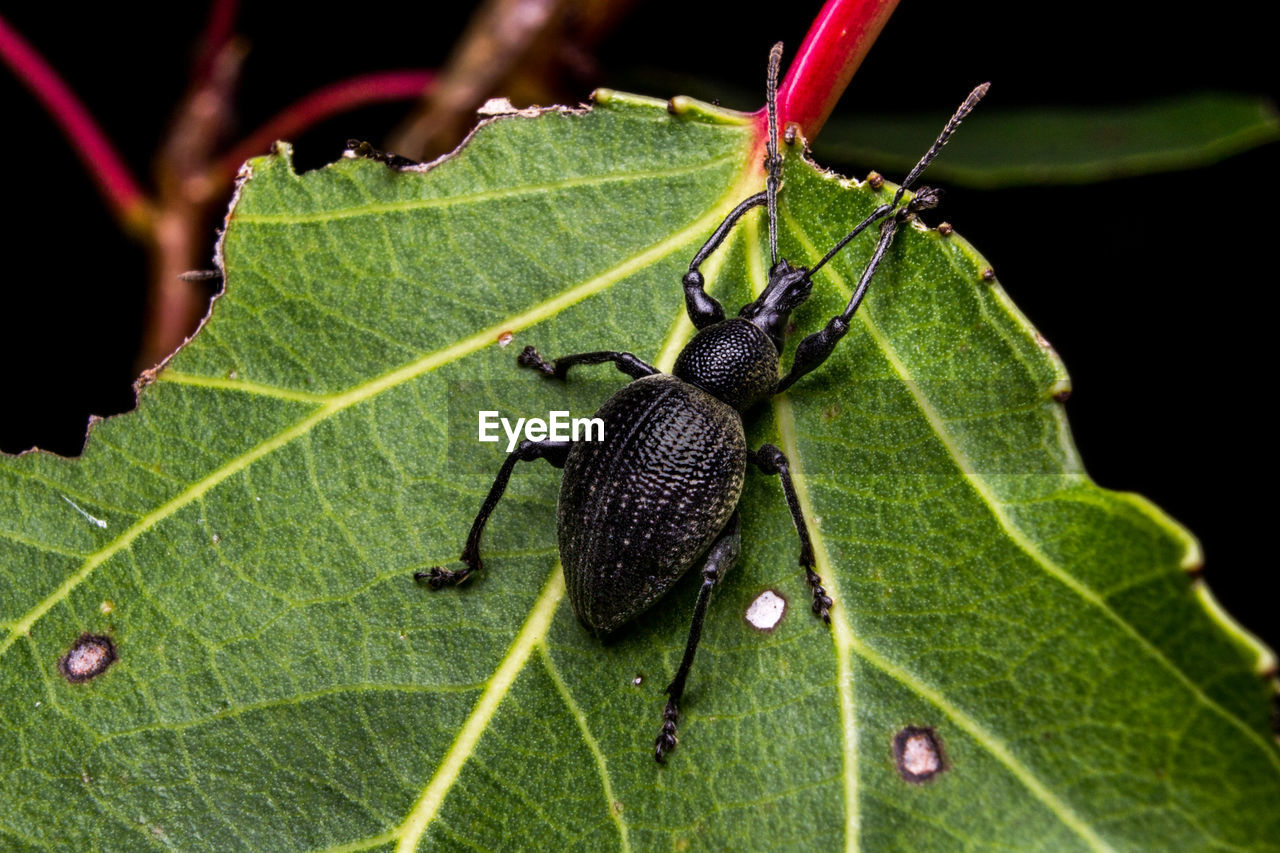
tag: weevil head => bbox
[673,259,815,410]
[738,258,812,353]
[673,318,779,411]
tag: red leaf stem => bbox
[773,0,900,142]
[192,0,240,84]
[0,13,152,232]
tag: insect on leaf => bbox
[2,89,1277,851]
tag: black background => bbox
[2,2,1275,653]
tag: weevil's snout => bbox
[768,259,814,311]
[739,259,812,352]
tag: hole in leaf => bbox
[894,726,946,783]
[58,634,116,683]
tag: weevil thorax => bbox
[672,318,779,411]
[738,257,813,354]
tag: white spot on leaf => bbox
[745,590,786,630]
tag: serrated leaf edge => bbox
[727,214,1110,851]
[0,135,761,664]
[4,93,1274,852]
[781,173,1280,779]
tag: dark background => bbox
[2,3,1275,653]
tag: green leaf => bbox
[814,93,1280,187]
[3,90,1278,851]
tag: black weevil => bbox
[418,44,988,762]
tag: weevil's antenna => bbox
[805,82,989,280]
[775,83,991,394]
[891,82,988,209]
[765,42,784,268]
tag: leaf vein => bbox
[785,209,1280,774]
[393,570,564,852]
[235,155,741,225]
[0,185,743,659]
[776,396,1116,849]
[538,643,631,853]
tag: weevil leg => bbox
[655,512,741,763]
[774,216,901,394]
[748,444,833,622]
[777,83,991,394]
[517,347,658,381]
[776,186,946,394]
[682,192,768,329]
[416,439,571,588]
[681,43,786,331]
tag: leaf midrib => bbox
[742,205,1108,850]
[737,221,864,853]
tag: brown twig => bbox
[141,36,249,371]
[388,0,632,160]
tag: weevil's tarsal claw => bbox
[414,565,474,589]
[654,700,680,763]
[517,345,557,376]
[458,543,482,574]
[805,568,833,623]
[416,546,481,589]
[903,186,942,217]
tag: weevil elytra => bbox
[418,44,988,762]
